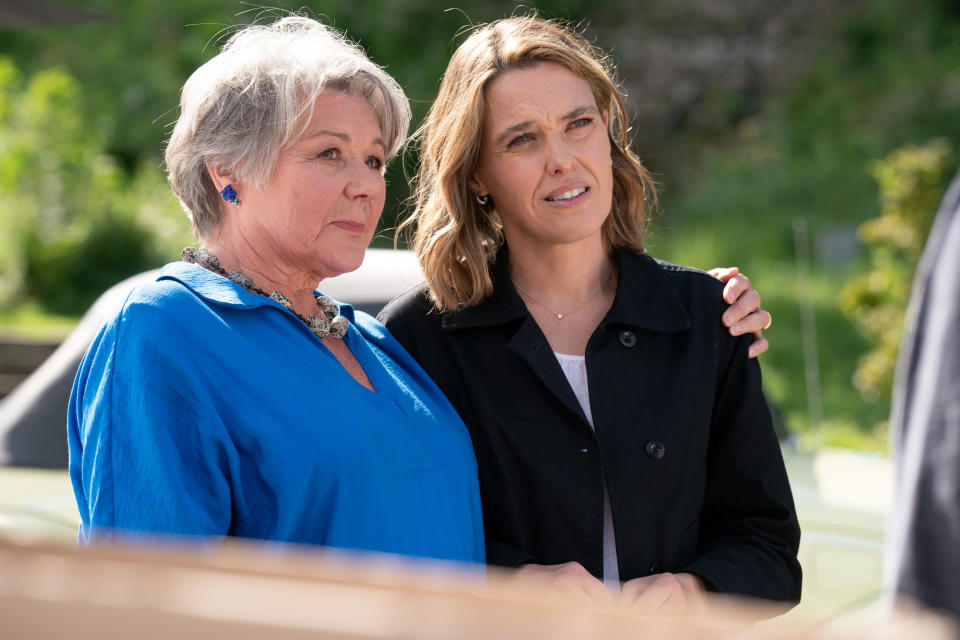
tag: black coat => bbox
[379,247,801,603]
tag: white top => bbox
[554,352,621,592]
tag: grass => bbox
[0,302,79,341]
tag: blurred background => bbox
[1,0,958,451]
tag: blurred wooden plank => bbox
[0,537,955,640]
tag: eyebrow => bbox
[492,105,600,148]
[304,129,386,151]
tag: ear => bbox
[469,173,489,199]
[602,109,610,128]
[204,159,236,192]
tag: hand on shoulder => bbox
[709,266,771,358]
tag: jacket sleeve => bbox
[68,297,235,545]
[680,332,802,604]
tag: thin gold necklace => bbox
[513,271,614,320]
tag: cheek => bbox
[371,184,386,218]
[492,162,537,201]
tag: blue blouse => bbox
[67,262,485,566]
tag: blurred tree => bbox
[0,1,596,312]
[0,57,191,312]
[0,0,593,236]
[839,138,955,405]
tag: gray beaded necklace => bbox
[181,247,348,339]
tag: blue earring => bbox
[220,184,240,207]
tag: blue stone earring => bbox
[220,184,240,207]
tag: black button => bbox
[646,440,665,460]
[648,562,659,574]
[618,330,637,348]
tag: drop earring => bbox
[220,184,240,207]
[475,193,489,206]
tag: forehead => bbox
[298,92,384,143]
[483,62,596,124]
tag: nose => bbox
[544,134,575,175]
[344,162,383,201]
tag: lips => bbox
[331,220,366,233]
[544,184,590,203]
[546,187,588,202]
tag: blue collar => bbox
[157,261,356,321]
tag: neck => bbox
[508,235,616,310]
[203,231,320,318]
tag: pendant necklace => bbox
[513,270,614,320]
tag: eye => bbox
[568,117,594,130]
[507,132,535,148]
[317,147,340,160]
[366,155,384,170]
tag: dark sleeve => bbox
[379,290,538,569]
[887,173,960,617]
[681,330,802,604]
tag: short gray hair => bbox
[165,16,412,239]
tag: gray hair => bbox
[165,16,412,239]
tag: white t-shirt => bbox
[554,352,621,592]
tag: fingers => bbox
[635,576,685,610]
[748,333,770,358]
[721,273,750,304]
[721,284,760,326]
[708,266,739,282]
[726,303,770,334]
[618,575,648,603]
[514,562,614,605]
[619,572,707,614]
[575,567,617,604]
[728,305,771,359]
[619,573,687,612]
[716,271,774,360]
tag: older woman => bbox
[379,16,801,609]
[67,17,483,564]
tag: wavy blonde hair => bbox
[402,14,656,311]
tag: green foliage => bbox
[838,139,954,405]
[0,58,192,312]
[0,0,594,238]
[652,0,960,447]
[0,1,600,311]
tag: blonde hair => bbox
[402,15,656,311]
[166,15,411,239]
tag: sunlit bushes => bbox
[0,58,191,312]
[839,138,955,405]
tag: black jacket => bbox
[379,247,801,603]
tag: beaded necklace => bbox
[181,247,348,339]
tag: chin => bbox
[319,247,367,279]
